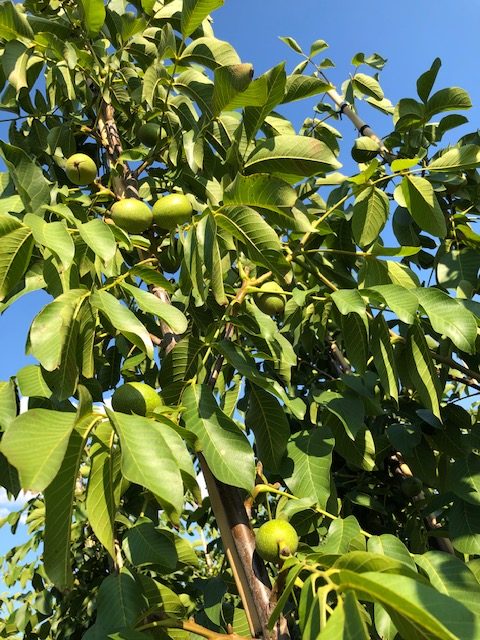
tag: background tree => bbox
[1,1,480,639]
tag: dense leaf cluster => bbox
[0,1,480,639]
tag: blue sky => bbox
[2,0,480,576]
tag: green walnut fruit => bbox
[351,136,379,163]
[138,122,161,147]
[152,193,193,230]
[110,198,153,234]
[65,153,97,185]
[401,476,423,498]
[255,282,286,316]
[111,382,162,416]
[255,519,299,563]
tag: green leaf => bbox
[415,551,480,617]
[0,379,17,431]
[331,289,366,318]
[281,75,332,104]
[316,390,365,440]
[27,289,89,399]
[429,144,480,171]
[142,61,169,108]
[283,429,334,509]
[245,135,341,182]
[197,214,227,305]
[406,324,441,419]
[436,249,480,289]
[156,419,200,502]
[244,63,287,141]
[86,422,122,559]
[361,284,418,324]
[0,1,34,42]
[391,157,420,172]
[181,0,224,37]
[268,563,304,630]
[341,312,369,374]
[398,175,447,238]
[2,40,29,93]
[182,384,255,492]
[16,364,51,398]
[136,574,186,618]
[330,422,376,471]
[371,314,398,402]
[44,415,95,589]
[140,0,156,15]
[333,570,480,639]
[77,219,117,263]
[0,223,34,302]
[367,534,417,572]
[449,499,480,555]
[108,410,184,515]
[131,264,174,293]
[318,590,370,638]
[447,454,480,505]
[321,516,364,554]
[333,551,417,577]
[224,172,297,213]
[278,35,303,54]
[245,386,290,473]
[353,73,384,100]
[180,37,241,69]
[352,186,389,248]
[310,39,328,57]
[120,282,188,335]
[158,336,206,391]
[84,570,146,639]
[90,289,154,360]
[213,340,283,400]
[414,288,477,353]
[0,409,76,491]
[425,87,472,119]
[417,58,441,103]
[215,205,289,277]
[79,0,106,36]
[0,142,51,212]
[123,521,177,572]
[174,69,214,116]
[24,214,75,271]
[0,452,20,496]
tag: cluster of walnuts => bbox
[64,146,287,318]
[64,152,193,234]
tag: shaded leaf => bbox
[245,386,290,473]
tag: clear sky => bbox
[2,0,480,565]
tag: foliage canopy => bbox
[1,1,480,639]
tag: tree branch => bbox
[94,99,286,639]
